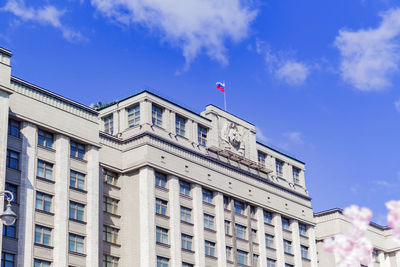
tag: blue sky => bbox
[1,0,400,225]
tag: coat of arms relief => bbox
[221,121,246,156]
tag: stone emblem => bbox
[221,121,245,156]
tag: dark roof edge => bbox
[205,104,255,126]
[257,141,305,164]
[0,47,12,57]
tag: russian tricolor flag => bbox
[216,82,225,93]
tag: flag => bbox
[216,82,225,93]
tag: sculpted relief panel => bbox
[221,121,246,156]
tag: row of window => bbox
[34,224,84,253]
[258,152,302,185]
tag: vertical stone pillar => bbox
[256,207,267,267]
[18,123,37,267]
[291,220,302,267]
[113,110,120,134]
[395,250,400,267]
[192,184,205,267]
[53,135,70,267]
[170,112,176,134]
[139,167,156,266]
[186,120,193,141]
[308,226,318,267]
[273,214,285,267]
[168,176,182,267]
[140,100,152,125]
[192,121,198,145]
[215,192,227,266]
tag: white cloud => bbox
[395,99,400,112]
[275,61,309,86]
[284,131,304,144]
[90,0,257,68]
[335,8,400,91]
[2,0,83,42]
[255,126,269,143]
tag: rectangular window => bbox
[293,167,300,185]
[283,240,292,254]
[253,254,259,267]
[104,115,114,135]
[179,181,190,196]
[175,115,186,136]
[182,263,193,267]
[285,264,294,267]
[180,206,191,223]
[224,220,231,235]
[38,130,53,148]
[34,259,51,267]
[276,159,284,177]
[1,252,15,267]
[8,119,20,138]
[6,150,19,170]
[267,258,276,267]
[34,225,51,246]
[265,234,274,248]
[237,250,248,265]
[156,227,168,244]
[299,223,307,236]
[127,105,140,127]
[104,225,119,244]
[37,160,53,180]
[204,214,214,230]
[181,234,192,251]
[251,229,257,243]
[205,241,215,257]
[250,205,256,218]
[198,125,207,146]
[5,183,17,203]
[2,223,16,238]
[36,192,52,213]
[202,189,213,204]
[104,170,118,186]
[155,198,167,216]
[69,201,85,221]
[104,197,119,215]
[70,170,85,190]
[372,249,379,260]
[226,246,232,261]
[69,233,84,253]
[234,200,245,215]
[223,196,230,209]
[301,245,309,259]
[282,217,290,231]
[264,210,272,224]
[104,255,119,267]
[235,224,246,239]
[70,141,85,159]
[155,172,167,188]
[157,256,169,267]
[258,151,265,166]
[152,105,163,127]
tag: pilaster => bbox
[291,220,302,267]
[192,184,205,267]
[378,251,385,267]
[215,192,227,266]
[308,227,318,267]
[168,176,182,267]
[140,100,152,125]
[256,207,267,267]
[274,213,285,267]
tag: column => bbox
[53,135,70,267]
[170,112,176,134]
[18,123,37,267]
[86,145,100,267]
[140,100,152,125]
[139,167,156,266]
[291,220,302,267]
[215,192,227,266]
[378,251,385,267]
[185,119,193,142]
[395,251,400,267]
[192,184,205,267]
[168,176,182,267]
[256,207,267,267]
[273,214,285,267]
[308,227,318,267]
[113,110,121,134]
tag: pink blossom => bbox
[386,200,400,243]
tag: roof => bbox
[257,141,305,165]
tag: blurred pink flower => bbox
[386,200,400,243]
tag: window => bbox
[103,115,113,134]
[6,150,19,170]
[282,218,290,231]
[128,105,140,127]
[235,224,246,239]
[157,256,168,267]
[264,210,272,224]
[293,167,300,185]
[223,196,230,209]
[267,258,276,267]
[253,254,259,267]
[69,201,84,221]
[237,250,248,265]
[265,234,274,248]
[202,189,213,204]
[251,229,257,243]
[5,183,17,203]
[70,170,85,190]
[175,115,186,136]
[38,130,53,148]
[2,222,16,238]
[156,199,167,216]
[299,223,307,236]
[34,259,51,267]
[69,233,84,253]
[301,245,308,259]
[104,225,119,244]
[8,119,20,138]
[104,170,118,186]
[283,240,292,254]
[204,214,214,230]
[224,220,231,235]
[36,192,52,213]
[182,263,193,267]
[285,264,294,267]
[156,227,168,244]
[1,252,15,267]
[205,241,215,257]
[104,255,119,267]
[37,160,53,180]
[250,205,256,218]
[152,105,163,127]
[198,125,207,146]
[180,206,191,223]
[276,160,283,177]
[181,234,192,250]
[35,225,51,246]
[234,200,245,215]
[226,246,232,261]
[155,172,167,188]
[179,181,190,196]
[104,197,119,215]
[70,141,85,159]
[372,249,379,260]
[258,152,265,166]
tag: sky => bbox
[1,0,400,226]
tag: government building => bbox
[0,47,398,267]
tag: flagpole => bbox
[223,80,227,111]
